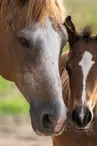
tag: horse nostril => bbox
[72,108,92,128]
[72,108,79,122]
[84,109,92,125]
[41,113,55,130]
[72,108,83,127]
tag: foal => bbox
[53,16,97,146]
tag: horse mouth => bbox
[72,121,92,132]
[31,119,66,136]
[30,104,67,136]
[73,124,88,131]
[35,126,65,136]
[67,113,92,131]
[54,123,66,136]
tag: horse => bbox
[53,16,97,146]
[0,0,68,136]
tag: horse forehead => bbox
[24,20,60,51]
[79,51,95,71]
[35,19,60,43]
[77,51,95,104]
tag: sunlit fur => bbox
[0,0,66,26]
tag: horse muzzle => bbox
[71,106,93,130]
[29,99,67,136]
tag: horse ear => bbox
[95,35,97,40]
[64,16,77,44]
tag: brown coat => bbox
[53,52,97,146]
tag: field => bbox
[0,0,97,145]
[65,0,97,31]
[0,77,29,115]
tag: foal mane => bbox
[0,0,66,25]
[80,26,94,39]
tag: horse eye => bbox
[65,64,72,77]
[18,37,29,48]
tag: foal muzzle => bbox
[72,106,93,130]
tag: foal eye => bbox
[65,64,72,77]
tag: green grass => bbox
[0,96,29,115]
[0,77,29,115]
[65,0,97,32]
[0,0,97,115]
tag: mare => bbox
[53,16,97,146]
[0,0,68,136]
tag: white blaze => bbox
[79,108,84,121]
[79,51,95,105]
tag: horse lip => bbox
[54,111,67,133]
[30,104,67,136]
[30,117,57,136]
[31,118,66,136]
[54,122,66,136]
[36,131,45,136]
[54,119,67,136]
[73,123,90,131]
[31,120,37,132]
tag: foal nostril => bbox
[84,109,92,125]
[72,108,84,127]
[72,108,92,128]
[72,108,79,122]
[41,113,55,131]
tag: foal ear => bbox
[95,35,97,40]
[64,16,77,44]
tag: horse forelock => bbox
[26,0,66,25]
[0,0,66,25]
[0,0,10,25]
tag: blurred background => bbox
[0,0,97,146]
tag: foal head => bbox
[65,16,97,130]
[0,0,68,135]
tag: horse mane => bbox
[27,0,66,24]
[0,0,66,25]
[0,0,9,25]
[80,26,93,39]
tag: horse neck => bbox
[0,43,13,81]
[60,52,70,108]
[61,69,70,108]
